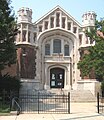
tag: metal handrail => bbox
[12,97,21,115]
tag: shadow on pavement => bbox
[59,114,104,120]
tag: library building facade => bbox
[8,6,100,95]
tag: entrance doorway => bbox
[50,68,64,88]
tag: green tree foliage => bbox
[78,20,104,81]
[0,0,21,93]
[0,74,21,93]
[0,0,18,74]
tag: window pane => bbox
[45,44,50,55]
[53,39,61,53]
[62,17,65,28]
[50,17,54,28]
[56,13,60,27]
[39,26,42,32]
[34,33,37,42]
[64,45,69,56]
[22,30,26,41]
[28,31,30,42]
[79,34,82,45]
[73,27,77,33]
[68,22,71,30]
[45,21,48,29]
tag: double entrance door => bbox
[50,68,64,88]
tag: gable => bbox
[34,5,81,27]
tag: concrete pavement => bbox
[0,102,104,120]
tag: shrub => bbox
[0,74,21,94]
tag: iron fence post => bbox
[97,92,99,113]
[38,92,39,114]
[68,92,70,114]
[9,92,11,111]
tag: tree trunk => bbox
[0,71,2,78]
[102,91,104,97]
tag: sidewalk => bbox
[0,102,104,120]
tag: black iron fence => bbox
[0,91,70,114]
[0,91,20,114]
[19,92,70,114]
[97,92,104,113]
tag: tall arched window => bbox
[53,39,61,53]
[45,44,50,55]
[64,44,69,56]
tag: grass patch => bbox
[0,112,10,116]
[0,107,10,116]
[0,102,10,113]
[0,107,10,113]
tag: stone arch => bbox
[37,29,76,45]
[45,65,69,89]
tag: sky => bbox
[11,0,104,24]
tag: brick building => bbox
[14,6,100,95]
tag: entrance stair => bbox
[46,89,96,102]
[70,90,96,102]
[19,89,96,102]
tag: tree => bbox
[0,74,21,93]
[0,0,18,76]
[78,20,104,81]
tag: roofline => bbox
[34,5,82,27]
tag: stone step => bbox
[46,90,96,102]
[20,89,96,102]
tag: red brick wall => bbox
[2,45,36,79]
[1,64,17,76]
[17,45,36,79]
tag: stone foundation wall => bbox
[77,80,100,96]
[20,79,40,94]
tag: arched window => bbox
[64,44,69,56]
[45,44,50,55]
[53,39,61,53]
